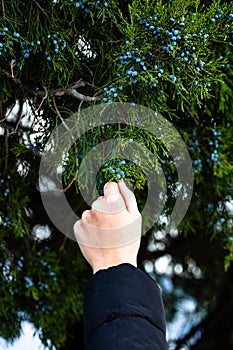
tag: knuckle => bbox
[81,209,91,222]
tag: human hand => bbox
[73,180,142,274]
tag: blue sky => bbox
[0,322,49,350]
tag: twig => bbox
[4,128,9,175]
[0,104,14,123]
[32,92,48,131]
[8,100,24,135]
[52,95,75,142]
[36,90,48,113]
[32,0,50,24]
[1,70,100,103]
[1,0,5,15]
[10,60,14,79]
[59,237,68,253]
[77,99,84,122]
[1,69,24,90]
[47,168,79,193]
[61,170,79,192]
[184,104,199,125]
[67,88,100,102]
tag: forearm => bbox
[83,264,168,350]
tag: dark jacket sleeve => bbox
[83,263,168,350]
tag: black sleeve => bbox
[83,263,168,350]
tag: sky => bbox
[0,322,52,350]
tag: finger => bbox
[92,182,126,214]
[118,179,139,213]
[81,209,92,223]
[103,182,120,202]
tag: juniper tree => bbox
[0,0,233,349]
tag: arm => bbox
[84,263,167,350]
[74,181,168,350]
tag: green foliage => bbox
[1,0,233,348]
[108,0,233,111]
[0,159,30,238]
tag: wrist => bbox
[92,257,137,274]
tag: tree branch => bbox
[184,104,199,125]
[4,128,9,175]
[1,0,5,16]
[1,69,101,103]
[32,0,50,24]
[52,95,75,142]
[66,88,100,102]
[1,69,25,91]
[172,315,208,350]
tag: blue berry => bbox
[169,75,176,82]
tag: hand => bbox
[73,180,142,274]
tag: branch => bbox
[35,80,101,102]
[4,128,9,175]
[52,95,75,142]
[184,104,199,125]
[1,69,101,103]
[32,0,51,25]
[35,94,47,113]
[67,88,100,102]
[1,68,25,91]
[172,316,207,350]
[1,0,5,15]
